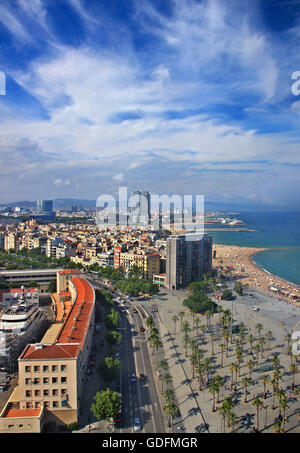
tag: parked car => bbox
[139,374,146,381]
[134,417,141,431]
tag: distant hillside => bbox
[53,199,96,209]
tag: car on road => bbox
[115,352,120,359]
[253,305,259,311]
[133,417,141,431]
[130,373,137,383]
[139,327,145,332]
[132,309,138,313]
[139,374,146,381]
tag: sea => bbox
[204,210,300,286]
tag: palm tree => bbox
[190,351,198,379]
[172,315,179,335]
[194,318,200,337]
[182,320,191,335]
[214,375,224,403]
[183,333,190,357]
[163,388,175,404]
[261,375,269,399]
[189,338,198,355]
[242,376,251,403]
[200,324,206,344]
[210,332,215,356]
[178,311,185,331]
[217,305,223,324]
[146,316,155,329]
[218,398,234,433]
[205,310,211,328]
[253,344,260,366]
[235,347,243,377]
[230,363,238,390]
[152,338,162,364]
[290,362,298,388]
[248,333,254,355]
[196,361,206,391]
[273,418,283,433]
[209,380,219,412]
[161,372,173,394]
[266,330,273,351]
[220,343,225,368]
[164,401,179,428]
[252,397,264,431]
[149,327,159,342]
[278,396,290,432]
[284,333,292,355]
[271,352,280,372]
[259,337,266,359]
[227,411,238,433]
[247,359,255,377]
[255,323,264,343]
[158,359,169,375]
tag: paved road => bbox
[86,276,165,433]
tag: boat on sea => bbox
[0,287,45,371]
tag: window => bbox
[34,390,41,397]
[44,401,50,408]
[52,365,58,372]
[43,365,49,372]
[25,366,31,373]
[26,390,31,397]
[43,389,49,396]
[52,389,58,396]
[52,401,58,408]
[52,377,58,384]
[34,366,40,372]
[43,377,49,384]
[60,364,67,372]
[61,376,67,383]
[25,378,31,385]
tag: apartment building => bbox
[166,233,213,289]
[0,270,95,433]
[0,269,62,293]
[120,251,160,281]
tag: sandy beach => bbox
[212,244,300,306]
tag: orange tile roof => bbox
[19,343,79,360]
[56,277,94,346]
[19,277,94,361]
[58,269,83,275]
[4,405,42,418]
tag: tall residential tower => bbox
[166,233,212,290]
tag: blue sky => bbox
[0,0,300,208]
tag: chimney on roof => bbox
[34,344,44,350]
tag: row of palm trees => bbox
[171,302,299,432]
[145,315,180,429]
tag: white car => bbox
[133,417,141,431]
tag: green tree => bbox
[91,388,122,421]
[97,357,120,382]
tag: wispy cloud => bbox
[0,0,300,206]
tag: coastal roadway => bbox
[86,275,165,434]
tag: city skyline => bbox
[1,0,300,208]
